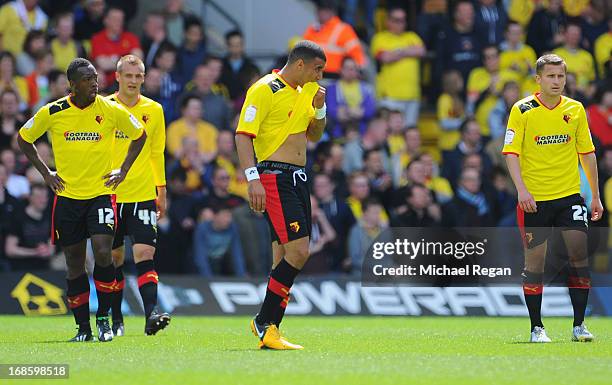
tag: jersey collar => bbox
[535,92,563,111]
[67,94,97,110]
[272,69,296,89]
[114,92,141,108]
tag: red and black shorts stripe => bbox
[258,161,311,244]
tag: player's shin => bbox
[67,274,91,331]
[256,258,300,325]
[568,266,591,327]
[112,264,125,323]
[136,260,159,318]
[522,270,544,329]
[93,263,116,318]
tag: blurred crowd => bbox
[0,0,611,277]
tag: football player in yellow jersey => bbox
[236,41,326,350]
[17,58,147,342]
[502,54,603,343]
[107,55,170,337]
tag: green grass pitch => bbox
[1,316,611,385]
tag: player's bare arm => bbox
[235,133,266,213]
[306,86,326,142]
[17,134,65,193]
[579,152,604,221]
[504,154,537,213]
[103,131,147,189]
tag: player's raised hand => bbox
[313,86,326,108]
[102,169,127,190]
[248,179,266,213]
[44,171,65,194]
[591,197,604,221]
[518,188,537,213]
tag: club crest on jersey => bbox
[563,114,571,123]
[95,115,103,124]
[289,221,300,233]
[142,114,150,124]
[64,131,102,142]
[534,134,571,145]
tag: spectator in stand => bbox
[348,197,386,275]
[0,51,29,111]
[141,11,170,68]
[392,127,423,186]
[232,203,271,275]
[579,1,607,53]
[466,45,520,138]
[391,184,441,227]
[303,0,366,78]
[74,0,105,42]
[371,6,425,127]
[220,29,260,102]
[203,56,230,100]
[302,196,336,274]
[166,136,206,193]
[594,18,611,79]
[442,167,496,226]
[564,72,589,106]
[386,110,407,157]
[343,117,390,175]
[553,23,596,93]
[24,49,54,110]
[342,0,377,40]
[187,64,231,131]
[167,94,218,162]
[437,70,465,151]
[16,29,45,76]
[50,13,86,73]
[0,163,20,271]
[1,148,28,199]
[473,0,507,47]
[214,130,246,199]
[363,149,394,212]
[42,69,69,105]
[155,167,199,274]
[164,0,194,48]
[154,43,182,121]
[312,173,355,271]
[499,21,536,79]
[327,56,376,138]
[200,166,245,219]
[421,152,453,204]
[527,0,566,56]
[0,0,47,56]
[142,67,162,101]
[488,80,520,141]
[314,141,348,198]
[4,183,53,271]
[346,171,388,225]
[436,1,481,85]
[177,18,207,85]
[587,84,612,147]
[442,118,492,188]
[0,90,24,150]
[490,166,516,226]
[90,7,143,89]
[192,204,247,277]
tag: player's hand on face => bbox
[102,169,126,190]
[44,171,65,194]
[518,189,537,213]
[591,198,604,221]
[313,86,326,109]
[248,179,266,213]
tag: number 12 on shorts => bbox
[572,205,588,226]
[98,208,114,224]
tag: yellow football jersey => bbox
[107,94,166,203]
[502,94,595,201]
[236,71,317,162]
[19,95,144,199]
